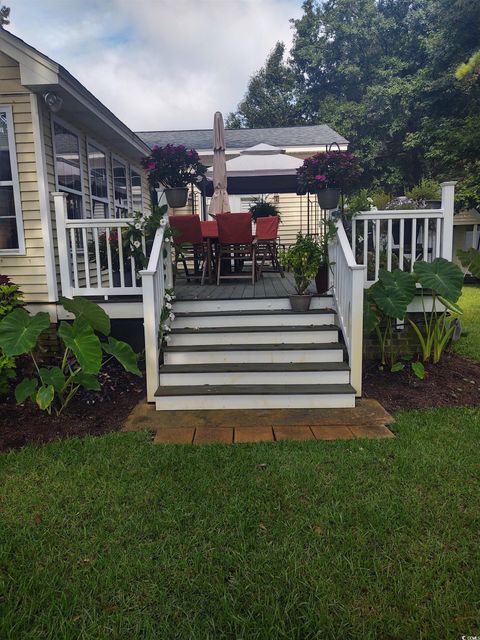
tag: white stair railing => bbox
[140,225,173,402]
[350,182,456,286]
[329,220,366,396]
[53,192,145,298]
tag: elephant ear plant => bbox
[0,297,141,415]
[364,257,465,376]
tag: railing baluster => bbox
[435,218,441,258]
[105,226,113,288]
[423,218,429,261]
[351,218,356,257]
[117,226,125,288]
[411,219,417,272]
[399,218,404,270]
[93,228,102,287]
[375,220,380,281]
[82,228,90,289]
[387,218,392,271]
[69,228,79,289]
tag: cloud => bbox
[9,0,302,130]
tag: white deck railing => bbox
[350,181,455,286]
[140,226,173,402]
[329,220,366,396]
[53,192,145,298]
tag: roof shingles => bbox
[136,124,348,151]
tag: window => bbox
[53,120,84,219]
[88,143,109,218]
[112,157,129,218]
[131,169,143,213]
[0,106,23,253]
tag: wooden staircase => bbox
[154,295,356,411]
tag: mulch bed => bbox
[0,360,144,452]
[363,352,480,413]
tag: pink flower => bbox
[314,174,327,181]
[147,161,156,170]
[152,144,159,151]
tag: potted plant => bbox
[248,199,280,222]
[297,151,362,210]
[142,144,207,209]
[280,233,323,311]
[405,178,441,209]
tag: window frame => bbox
[111,153,131,218]
[0,105,25,255]
[86,138,111,219]
[51,115,85,218]
[130,166,144,214]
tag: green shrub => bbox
[280,233,323,294]
[0,297,141,416]
[0,275,24,395]
[405,178,441,201]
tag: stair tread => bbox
[170,324,338,334]
[155,383,356,397]
[174,309,335,318]
[160,362,350,374]
[165,342,345,353]
[175,294,333,303]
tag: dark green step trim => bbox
[174,309,335,318]
[155,383,356,397]
[160,362,350,374]
[164,342,346,353]
[170,324,338,335]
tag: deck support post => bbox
[441,181,456,261]
[52,192,72,299]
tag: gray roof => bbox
[136,124,348,151]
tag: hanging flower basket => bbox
[316,187,341,210]
[165,187,189,209]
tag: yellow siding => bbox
[0,52,48,302]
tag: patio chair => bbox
[255,216,284,278]
[169,214,208,285]
[216,212,257,285]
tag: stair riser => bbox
[172,297,333,314]
[168,330,338,347]
[164,349,345,365]
[172,313,336,329]
[155,393,355,411]
[160,370,350,386]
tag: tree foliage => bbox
[0,5,9,26]
[228,0,480,203]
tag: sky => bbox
[9,0,303,132]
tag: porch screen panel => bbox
[88,144,109,218]
[0,108,22,251]
[113,159,129,218]
[53,121,84,219]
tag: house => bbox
[0,28,458,413]
[137,125,349,246]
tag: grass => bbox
[1,408,480,639]
[453,284,480,361]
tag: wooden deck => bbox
[175,271,317,300]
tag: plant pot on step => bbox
[165,187,188,209]
[316,187,341,210]
[424,199,441,209]
[315,264,329,294]
[289,294,312,312]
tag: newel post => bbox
[441,181,456,261]
[52,191,72,298]
[350,265,366,397]
[140,269,159,403]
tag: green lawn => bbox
[1,408,480,639]
[454,284,480,361]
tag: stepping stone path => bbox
[123,399,394,445]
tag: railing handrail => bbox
[64,217,135,228]
[335,219,365,269]
[139,226,165,277]
[354,209,444,220]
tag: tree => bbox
[0,5,9,26]
[228,0,480,194]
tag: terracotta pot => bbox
[289,294,312,312]
[315,265,329,294]
[316,188,341,210]
[165,187,188,209]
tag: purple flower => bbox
[314,174,327,181]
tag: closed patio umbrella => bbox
[208,111,230,216]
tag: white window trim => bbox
[87,138,111,218]
[0,105,25,255]
[51,115,85,218]
[112,153,131,218]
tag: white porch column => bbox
[140,269,159,403]
[441,181,456,261]
[52,192,72,299]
